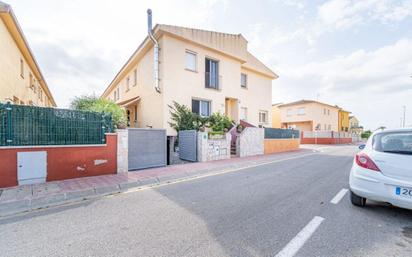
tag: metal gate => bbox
[179,130,197,162]
[128,128,166,170]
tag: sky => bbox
[6,0,412,130]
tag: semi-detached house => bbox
[0,1,56,107]
[101,23,278,136]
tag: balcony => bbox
[205,72,221,90]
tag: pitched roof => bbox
[157,24,277,78]
[278,100,342,110]
[0,1,56,106]
[102,24,278,97]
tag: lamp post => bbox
[403,106,406,128]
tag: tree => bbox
[70,95,127,129]
[168,101,233,134]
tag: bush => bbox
[361,130,372,139]
[168,101,233,133]
[70,95,127,129]
[208,112,232,132]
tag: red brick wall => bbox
[0,134,117,188]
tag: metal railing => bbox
[205,72,221,90]
[0,103,112,146]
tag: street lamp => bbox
[403,106,406,128]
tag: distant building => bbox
[276,100,350,132]
[101,23,278,136]
[0,1,56,107]
[349,116,363,135]
[338,109,351,132]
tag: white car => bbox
[349,128,412,209]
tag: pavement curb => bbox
[0,150,315,218]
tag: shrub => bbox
[361,130,372,139]
[70,95,127,129]
[208,112,233,132]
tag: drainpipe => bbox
[147,9,161,93]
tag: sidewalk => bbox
[0,149,314,217]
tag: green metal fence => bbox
[0,103,112,146]
[264,128,300,139]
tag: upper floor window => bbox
[126,76,130,91]
[185,51,197,72]
[29,73,34,89]
[114,90,117,101]
[287,109,293,116]
[133,69,137,86]
[192,99,211,117]
[241,73,247,88]
[205,58,219,89]
[297,107,305,115]
[20,59,24,78]
[259,110,268,124]
[241,107,248,120]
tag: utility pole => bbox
[404,106,407,127]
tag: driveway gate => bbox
[128,128,166,170]
[178,130,197,162]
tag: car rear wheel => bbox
[350,191,366,207]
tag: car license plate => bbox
[395,187,412,198]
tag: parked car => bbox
[349,128,412,209]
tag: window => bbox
[126,77,130,91]
[373,131,412,154]
[241,73,247,88]
[114,90,117,101]
[259,111,268,123]
[29,73,34,89]
[205,58,219,89]
[133,69,137,86]
[20,59,24,78]
[241,107,248,120]
[328,109,330,115]
[297,107,305,115]
[192,99,211,117]
[39,89,43,102]
[117,87,120,100]
[185,51,197,71]
[287,109,293,116]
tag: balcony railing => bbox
[205,72,221,90]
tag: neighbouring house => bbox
[0,1,56,107]
[338,109,351,132]
[277,100,343,131]
[349,116,363,135]
[271,103,282,128]
[101,18,278,136]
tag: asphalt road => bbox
[1,145,412,257]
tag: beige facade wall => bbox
[0,18,53,107]
[104,33,274,136]
[162,35,272,135]
[271,104,282,128]
[280,102,339,131]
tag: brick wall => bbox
[0,134,117,188]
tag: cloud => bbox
[318,0,412,30]
[274,38,412,129]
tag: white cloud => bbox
[318,0,412,29]
[275,38,412,129]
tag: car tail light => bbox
[355,153,381,172]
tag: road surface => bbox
[1,145,411,257]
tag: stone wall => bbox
[236,127,264,157]
[197,132,231,162]
[116,129,128,173]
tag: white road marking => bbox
[275,216,325,257]
[330,188,349,204]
